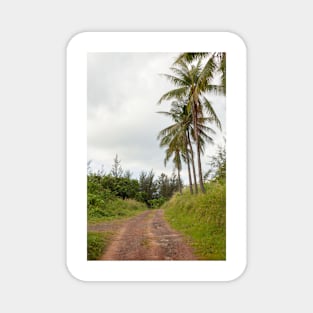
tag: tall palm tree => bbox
[158,59,221,193]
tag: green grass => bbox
[87,197,148,260]
[163,181,226,260]
[88,198,147,223]
[87,232,113,260]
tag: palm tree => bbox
[160,135,183,194]
[158,59,221,193]
[157,100,194,194]
[174,52,226,95]
[158,100,216,194]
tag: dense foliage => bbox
[88,169,181,216]
[88,155,182,223]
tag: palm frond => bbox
[198,128,214,143]
[202,96,222,130]
[174,53,208,65]
[156,111,175,117]
[206,84,225,96]
[198,55,217,90]
[197,124,216,135]
[174,59,191,73]
[157,87,188,104]
[157,123,180,140]
[161,73,188,87]
[168,67,191,85]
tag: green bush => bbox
[148,197,167,208]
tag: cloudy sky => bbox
[87,53,226,183]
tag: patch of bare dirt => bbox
[99,209,196,260]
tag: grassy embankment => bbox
[87,232,112,260]
[88,197,147,223]
[163,181,226,260]
[88,194,147,260]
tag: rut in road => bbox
[100,209,196,260]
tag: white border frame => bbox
[66,32,247,281]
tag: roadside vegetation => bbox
[163,148,226,260]
[163,180,226,260]
[87,232,112,260]
[87,172,147,223]
[88,154,182,223]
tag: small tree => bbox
[111,154,123,178]
[204,144,226,183]
[157,173,171,198]
[123,170,132,179]
[138,170,158,205]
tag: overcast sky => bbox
[87,53,226,183]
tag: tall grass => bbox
[163,181,226,260]
[88,198,147,223]
[87,232,112,260]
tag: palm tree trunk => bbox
[177,168,182,194]
[192,99,205,193]
[186,158,193,194]
[187,131,198,194]
[196,138,205,193]
[185,135,193,194]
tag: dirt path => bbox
[89,209,196,260]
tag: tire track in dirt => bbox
[99,209,196,260]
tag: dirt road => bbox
[88,209,196,260]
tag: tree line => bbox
[157,52,226,194]
[88,155,181,208]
